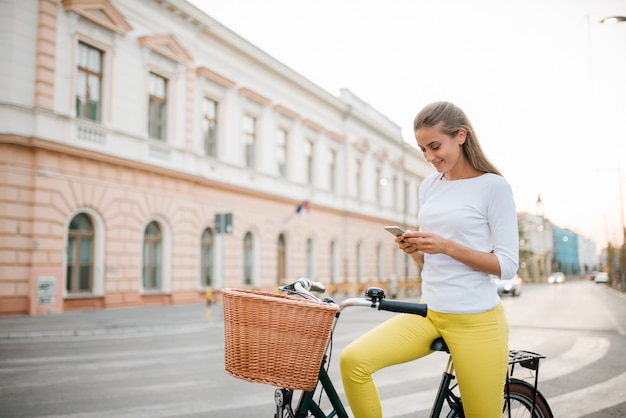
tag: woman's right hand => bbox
[396,230,425,265]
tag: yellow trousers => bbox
[339,303,509,418]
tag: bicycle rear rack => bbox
[509,349,545,371]
[507,350,546,417]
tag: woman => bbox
[339,101,519,417]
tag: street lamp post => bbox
[617,164,626,246]
[597,15,626,246]
[591,14,626,289]
[601,17,626,289]
[618,164,626,290]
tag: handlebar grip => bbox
[378,300,427,317]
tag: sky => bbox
[187,0,626,251]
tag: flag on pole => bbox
[295,200,311,215]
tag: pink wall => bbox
[1,140,410,316]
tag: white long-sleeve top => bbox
[417,172,519,314]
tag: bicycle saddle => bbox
[430,337,449,353]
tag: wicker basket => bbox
[222,288,339,391]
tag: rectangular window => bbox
[376,167,383,203]
[243,115,256,168]
[328,149,336,191]
[148,73,167,140]
[75,42,103,122]
[305,140,314,185]
[355,158,362,197]
[276,128,288,177]
[202,97,218,157]
[393,173,399,208]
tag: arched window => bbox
[277,234,286,285]
[393,244,401,278]
[66,213,94,293]
[143,221,162,289]
[356,241,364,283]
[377,243,384,280]
[243,232,253,286]
[329,240,337,284]
[306,237,314,279]
[201,228,214,287]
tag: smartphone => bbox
[384,226,405,237]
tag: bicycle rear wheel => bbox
[503,379,553,418]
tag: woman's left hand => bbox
[404,231,447,255]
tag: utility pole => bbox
[617,163,626,290]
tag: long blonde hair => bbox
[413,101,501,176]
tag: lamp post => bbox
[589,14,626,289]
[600,17,626,289]
[618,164,626,290]
[619,164,626,245]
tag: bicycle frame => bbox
[276,337,463,418]
[430,356,462,418]
[280,355,348,418]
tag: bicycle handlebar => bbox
[378,299,427,317]
[280,278,428,317]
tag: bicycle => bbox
[224,278,553,418]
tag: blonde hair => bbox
[413,101,501,176]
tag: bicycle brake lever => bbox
[278,283,295,292]
[309,281,326,293]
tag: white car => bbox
[491,274,523,297]
[547,272,565,284]
[594,272,608,283]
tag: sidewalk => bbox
[0,293,420,340]
[0,302,224,339]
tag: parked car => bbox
[594,272,608,283]
[491,274,523,296]
[547,272,565,284]
[588,271,600,281]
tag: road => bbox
[1,280,625,417]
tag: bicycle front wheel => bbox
[503,379,553,418]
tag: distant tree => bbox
[615,242,626,291]
[607,243,616,287]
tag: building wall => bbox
[577,235,599,275]
[518,212,553,281]
[0,0,430,316]
[553,227,580,275]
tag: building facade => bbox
[518,211,599,281]
[553,227,580,275]
[0,0,432,316]
[517,211,554,282]
[577,235,598,276]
